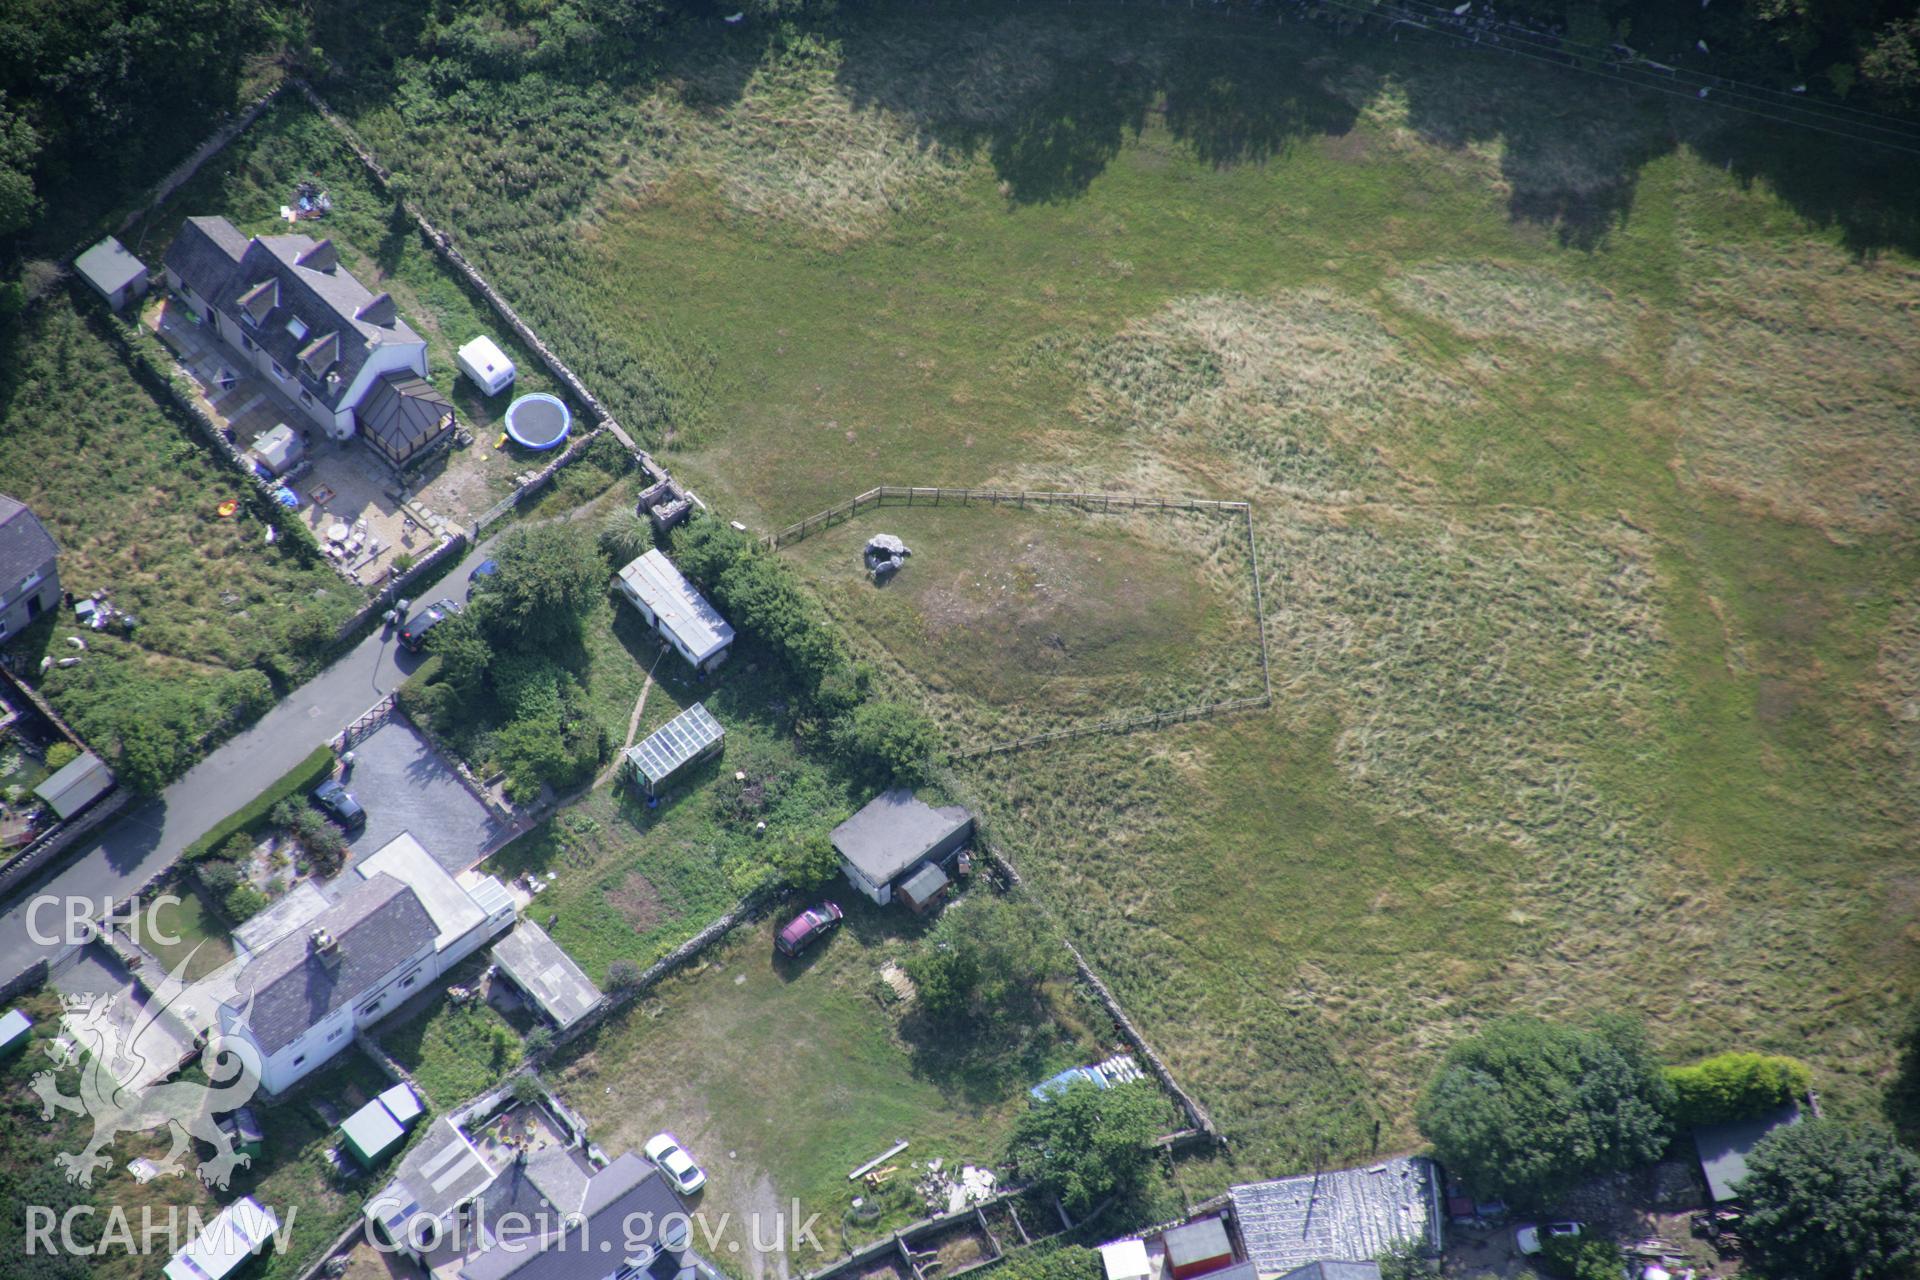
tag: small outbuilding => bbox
[615,549,735,673]
[0,1007,32,1056]
[1100,1240,1152,1280]
[215,1106,265,1161]
[896,860,951,914]
[246,423,305,478]
[1694,1103,1801,1204]
[1163,1218,1235,1280]
[623,701,725,797]
[831,789,973,907]
[34,750,115,820]
[456,335,516,397]
[162,1195,279,1280]
[490,919,603,1032]
[340,1082,424,1167]
[74,236,149,312]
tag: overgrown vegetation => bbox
[0,304,353,790]
[1005,1079,1171,1219]
[1738,1119,1920,1280]
[1664,1052,1812,1127]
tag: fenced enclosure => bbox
[772,485,1274,759]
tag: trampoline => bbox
[503,392,571,451]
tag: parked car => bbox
[311,778,366,831]
[1516,1222,1583,1255]
[467,559,500,598]
[775,902,844,957]
[643,1133,706,1194]
[398,598,462,652]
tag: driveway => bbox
[343,720,506,874]
[0,538,503,986]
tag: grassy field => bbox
[0,985,403,1280]
[549,895,1105,1278]
[328,0,1920,1194]
[0,298,357,785]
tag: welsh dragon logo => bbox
[31,946,262,1190]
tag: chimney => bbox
[355,291,397,325]
[295,238,338,272]
[309,927,340,964]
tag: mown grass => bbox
[0,299,355,782]
[549,895,1105,1274]
[325,0,1920,1197]
[143,884,237,983]
[0,985,402,1280]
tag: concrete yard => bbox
[343,720,506,873]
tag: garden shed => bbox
[491,919,602,1031]
[215,1106,265,1160]
[74,236,148,312]
[34,750,114,819]
[1163,1217,1235,1280]
[341,1083,424,1167]
[1694,1103,1801,1203]
[456,335,516,396]
[623,701,725,797]
[247,423,304,478]
[161,1196,279,1280]
[832,789,973,907]
[1101,1240,1152,1280]
[0,1007,31,1056]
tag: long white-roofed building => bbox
[614,549,735,673]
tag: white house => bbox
[614,549,735,673]
[163,217,454,470]
[220,835,513,1095]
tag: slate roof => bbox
[233,873,433,1054]
[359,370,455,468]
[0,495,58,586]
[163,217,423,413]
[491,921,602,1031]
[459,1153,706,1280]
[1230,1158,1441,1279]
[831,789,973,887]
[1694,1103,1801,1203]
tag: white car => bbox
[1516,1221,1582,1255]
[644,1132,707,1194]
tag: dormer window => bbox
[287,316,309,341]
[238,278,278,326]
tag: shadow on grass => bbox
[1886,1005,1920,1144]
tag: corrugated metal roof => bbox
[1694,1104,1801,1203]
[624,702,724,787]
[616,550,734,665]
[34,751,114,819]
[1230,1158,1439,1278]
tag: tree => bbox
[831,700,940,784]
[776,830,842,891]
[1664,1052,1811,1126]
[1738,1119,1920,1280]
[428,610,493,697]
[596,509,651,568]
[42,742,77,771]
[1539,1235,1627,1280]
[1006,1079,1166,1218]
[476,522,606,648]
[0,95,40,239]
[1376,1237,1439,1280]
[904,895,1060,1027]
[1415,1015,1673,1207]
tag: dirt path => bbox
[597,645,667,786]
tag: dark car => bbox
[311,778,366,831]
[398,598,463,652]
[775,902,844,957]
[467,559,500,599]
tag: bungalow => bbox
[1229,1157,1442,1279]
[220,834,514,1095]
[614,549,735,673]
[0,495,59,642]
[162,217,454,470]
[831,789,973,908]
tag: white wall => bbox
[840,859,890,906]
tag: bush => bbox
[596,510,651,568]
[1539,1235,1626,1280]
[1415,1014,1673,1208]
[1664,1053,1811,1127]
[1006,1080,1167,1218]
[830,699,941,785]
[219,832,256,863]
[195,859,243,896]
[775,830,842,891]
[511,1071,545,1102]
[42,741,77,771]
[905,895,1060,1027]
[606,959,641,992]
[523,1028,554,1057]
[1740,1119,1920,1280]
[222,883,269,922]
[475,521,606,649]
[989,1246,1103,1280]
[183,745,336,860]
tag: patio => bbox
[145,297,525,585]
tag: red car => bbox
[776,902,844,957]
